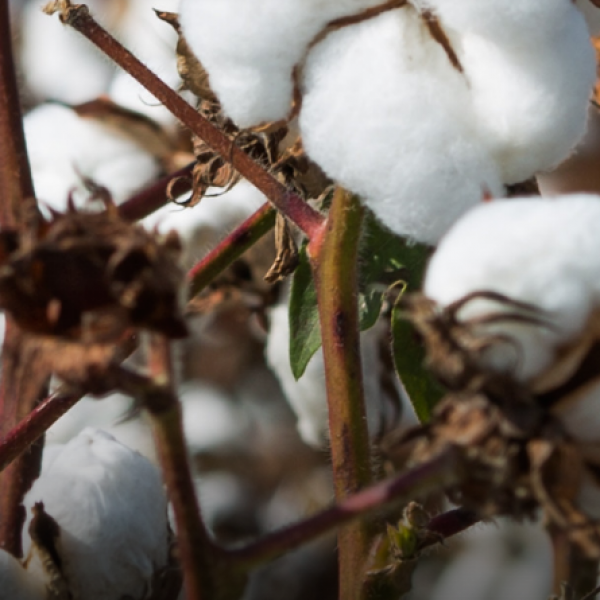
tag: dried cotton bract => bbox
[22,428,170,600]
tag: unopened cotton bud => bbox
[424,195,600,381]
[178,0,383,127]
[0,550,44,600]
[300,6,502,244]
[23,428,169,600]
[24,104,161,214]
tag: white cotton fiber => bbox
[178,0,383,127]
[576,0,600,35]
[300,6,502,244]
[23,428,169,600]
[420,0,596,183]
[424,195,600,381]
[24,104,161,213]
[0,550,44,600]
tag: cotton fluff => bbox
[266,300,394,447]
[300,6,502,244]
[419,0,596,183]
[424,195,600,382]
[576,0,600,35]
[0,550,44,600]
[178,0,384,127]
[24,104,161,213]
[23,428,169,600]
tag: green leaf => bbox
[288,207,437,385]
[288,241,320,380]
[390,243,445,422]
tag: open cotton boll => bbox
[178,0,382,127]
[24,104,161,214]
[20,0,113,103]
[424,195,600,382]
[300,7,502,244]
[421,0,595,184]
[0,550,44,600]
[23,428,169,600]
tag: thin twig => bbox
[145,334,218,600]
[45,1,325,240]
[118,162,194,223]
[187,203,276,299]
[224,449,461,567]
[0,391,80,473]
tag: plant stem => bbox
[0,391,80,473]
[187,203,275,299]
[307,188,372,600]
[144,334,217,600]
[118,162,194,223]
[47,1,325,239]
[225,450,461,567]
[0,0,46,557]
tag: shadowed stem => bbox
[307,188,374,600]
[46,1,325,240]
[145,334,217,600]
[0,0,47,556]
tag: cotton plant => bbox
[5,0,600,599]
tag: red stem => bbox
[225,449,460,567]
[0,392,80,473]
[118,162,194,223]
[53,3,325,239]
[187,203,275,298]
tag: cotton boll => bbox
[300,7,503,244]
[178,0,382,127]
[109,0,187,130]
[23,428,169,600]
[24,104,161,213]
[421,0,596,183]
[20,0,114,103]
[181,383,251,453]
[0,549,44,600]
[552,381,600,444]
[424,196,600,381]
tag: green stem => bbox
[307,188,372,600]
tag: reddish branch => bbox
[225,449,461,567]
[46,1,325,240]
[0,391,80,473]
[0,0,47,556]
[187,203,275,298]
